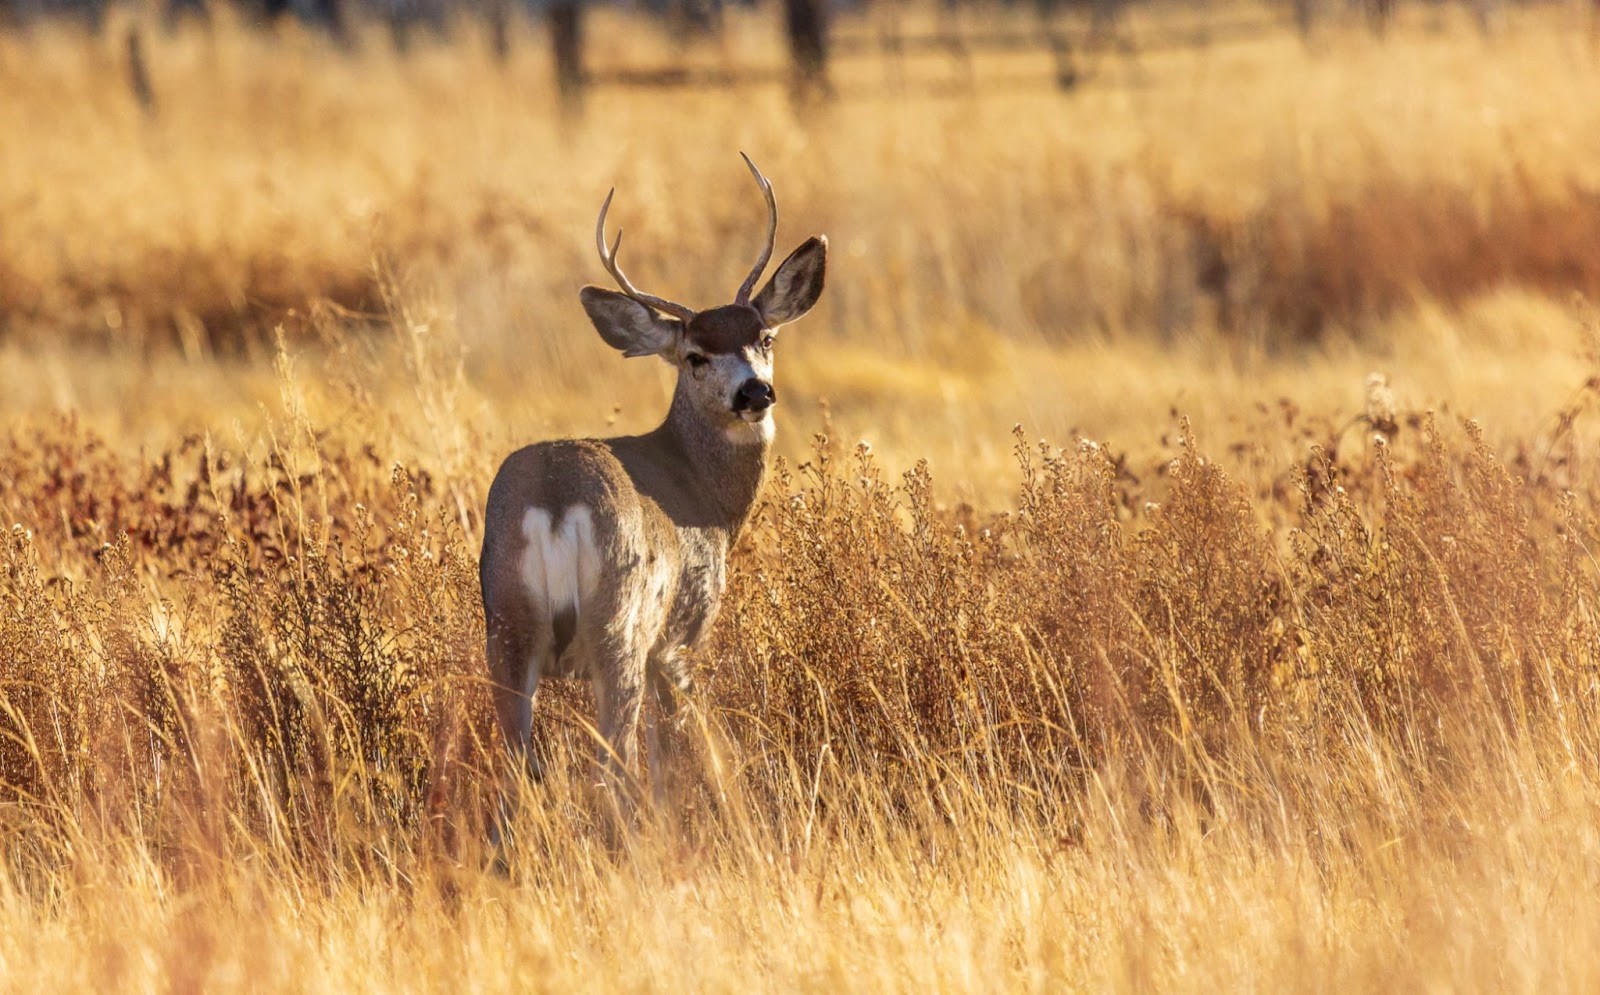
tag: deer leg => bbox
[592,660,645,803]
[486,614,544,851]
[645,651,695,808]
[488,617,546,778]
[644,668,671,809]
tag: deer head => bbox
[578,154,828,437]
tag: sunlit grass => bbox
[6,5,1600,991]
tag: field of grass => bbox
[5,3,1600,990]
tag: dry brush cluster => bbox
[4,379,1599,875]
[712,413,1600,829]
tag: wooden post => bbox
[77,0,106,34]
[936,0,972,90]
[163,0,210,31]
[1366,0,1394,36]
[487,0,512,62]
[1469,0,1498,36]
[665,0,724,39]
[389,0,414,53]
[1088,0,1120,47]
[877,1,905,94]
[782,0,828,98]
[550,0,585,113]
[1047,31,1078,90]
[1292,0,1316,39]
[316,0,352,48]
[126,25,156,113]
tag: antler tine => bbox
[594,188,697,322]
[734,152,778,306]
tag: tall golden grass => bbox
[6,4,1600,990]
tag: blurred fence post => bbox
[1088,0,1120,47]
[668,0,724,39]
[126,25,156,113]
[77,0,105,33]
[388,0,449,53]
[783,0,829,98]
[937,0,972,89]
[550,0,585,113]
[317,0,351,48]
[877,1,906,93]
[1292,0,1315,39]
[1469,0,1499,36]
[1048,31,1077,89]
[487,0,511,61]
[1033,0,1078,90]
[163,0,210,30]
[1365,0,1393,36]
[388,0,418,51]
[256,0,350,47]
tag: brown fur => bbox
[686,304,766,355]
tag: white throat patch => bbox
[725,413,775,446]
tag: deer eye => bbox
[760,334,775,351]
[685,352,710,370]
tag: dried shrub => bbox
[3,392,1599,866]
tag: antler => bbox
[733,152,778,306]
[594,189,697,322]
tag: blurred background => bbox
[2,0,1599,502]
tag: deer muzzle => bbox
[732,379,777,418]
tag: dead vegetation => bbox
[5,341,1600,988]
[6,6,1600,990]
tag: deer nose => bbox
[734,379,776,412]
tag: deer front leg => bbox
[645,649,697,808]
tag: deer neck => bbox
[659,382,772,538]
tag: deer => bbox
[479,155,827,822]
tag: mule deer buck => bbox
[479,155,827,816]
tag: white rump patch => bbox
[520,505,601,624]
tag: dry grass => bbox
[7,4,1600,991]
[4,2,1600,353]
[7,355,1600,990]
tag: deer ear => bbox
[580,287,682,358]
[753,236,827,328]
